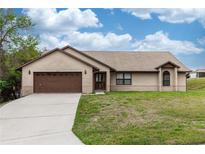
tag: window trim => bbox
[163,71,170,86]
[116,72,132,85]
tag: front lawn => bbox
[187,77,205,91]
[72,79,205,144]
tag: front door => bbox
[94,72,106,90]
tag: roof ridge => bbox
[82,51,171,53]
[61,45,116,71]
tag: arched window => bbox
[163,71,170,86]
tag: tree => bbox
[0,9,33,77]
[0,9,41,101]
[5,35,40,71]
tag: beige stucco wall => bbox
[111,72,159,91]
[110,71,187,92]
[178,72,187,91]
[64,48,111,91]
[21,51,93,96]
[161,68,186,92]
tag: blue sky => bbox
[16,8,205,69]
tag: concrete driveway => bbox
[0,94,83,145]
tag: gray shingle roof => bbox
[82,51,190,72]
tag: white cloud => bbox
[197,37,205,45]
[23,8,133,51]
[23,8,102,33]
[38,31,203,55]
[38,33,68,49]
[23,9,203,55]
[40,32,133,51]
[67,31,132,50]
[133,31,203,54]
[123,9,205,28]
[122,8,154,20]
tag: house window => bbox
[96,73,103,82]
[116,73,132,85]
[163,71,170,86]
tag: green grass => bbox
[72,78,205,144]
[187,77,205,91]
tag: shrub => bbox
[0,70,21,101]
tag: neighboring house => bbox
[189,71,197,78]
[196,69,205,78]
[18,45,190,96]
[189,69,205,78]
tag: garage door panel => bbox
[34,72,82,93]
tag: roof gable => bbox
[17,48,99,70]
[61,45,116,71]
[155,61,180,69]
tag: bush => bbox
[0,70,21,101]
[0,80,11,101]
[0,80,7,102]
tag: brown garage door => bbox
[34,72,82,93]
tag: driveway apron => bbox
[0,94,83,145]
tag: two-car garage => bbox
[20,48,97,96]
[33,72,82,93]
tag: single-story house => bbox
[196,69,205,78]
[189,71,197,78]
[189,69,205,78]
[18,45,190,96]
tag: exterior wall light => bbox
[28,70,31,75]
[84,70,87,74]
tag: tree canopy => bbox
[0,9,41,101]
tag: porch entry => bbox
[94,72,106,90]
